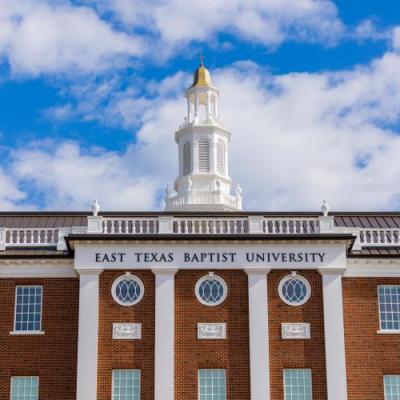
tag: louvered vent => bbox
[217,141,225,175]
[183,142,192,175]
[198,139,210,172]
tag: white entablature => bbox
[165,63,242,211]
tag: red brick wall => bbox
[268,270,327,399]
[175,270,251,400]
[343,277,400,400]
[97,270,155,400]
[0,278,79,399]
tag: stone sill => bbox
[377,330,400,334]
[9,331,45,336]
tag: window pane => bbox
[284,369,312,400]
[14,286,42,332]
[385,375,400,400]
[378,286,400,331]
[11,377,39,400]
[112,370,140,400]
[198,369,226,400]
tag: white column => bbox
[321,271,348,400]
[76,270,102,400]
[153,269,177,400]
[246,269,271,400]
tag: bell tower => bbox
[165,62,242,211]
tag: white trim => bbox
[154,269,176,400]
[10,376,39,400]
[377,330,400,334]
[346,260,400,277]
[0,260,76,278]
[322,273,348,399]
[283,369,312,400]
[76,270,101,400]
[195,273,228,306]
[278,272,311,307]
[246,269,271,400]
[13,285,43,334]
[111,272,145,306]
[10,330,45,335]
[111,369,141,400]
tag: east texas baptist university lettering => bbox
[94,251,326,264]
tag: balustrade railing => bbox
[102,218,159,234]
[263,218,320,234]
[1,217,400,250]
[5,228,58,247]
[356,228,400,247]
[173,217,248,234]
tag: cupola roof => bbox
[190,63,212,88]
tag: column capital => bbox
[76,269,103,276]
[245,268,271,275]
[152,268,178,275]
[318,267,346,276]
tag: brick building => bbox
[1,64,400,400]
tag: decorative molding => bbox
[0,260,76,278]
[197,323,226,339]
[281,323,310,339]
[113,323,142,340]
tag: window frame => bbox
[198,368,227,400]
[278,273,311,307]
[377,285,400,333]
[283,369,312,400]
[111,369,141,400]
[10,376,39,400]
[12,285,43,335]
[195,273,228,307]
[111,273,145,307]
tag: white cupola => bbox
[165,62,242,211]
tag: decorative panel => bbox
[281,323,311,339]
[112,323,142,340]
[197,323,227,339]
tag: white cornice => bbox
[0,259,76,278]
[345,258,400,277]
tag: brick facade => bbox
[175,270,251,400]
[343,278,400,400]
[268,270,327,399]
[0,278,79,400]
[2,270,400,399]
[97,270,155,400]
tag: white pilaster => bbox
[76,270,102,400]
[246,269,271,400]
[153,269,177,400]
[321,271,348,400]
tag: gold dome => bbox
[190,63,212,88]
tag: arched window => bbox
[183,142,192,175]
[217,140,225,175]
[198,139,210,172]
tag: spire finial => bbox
[200,50,204,66]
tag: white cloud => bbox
[0,0,143,75]
[4,30,400,211]
[0,168,26,210]
[97,0,344,50]
[10,142,162,210]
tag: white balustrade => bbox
[6,228,58,247]
[1,218,399,250]
[173,218,248,234]
[102,218,159,234]
[263,218,320,234]
[356,228,400,247]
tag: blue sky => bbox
[1,0,400,211]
